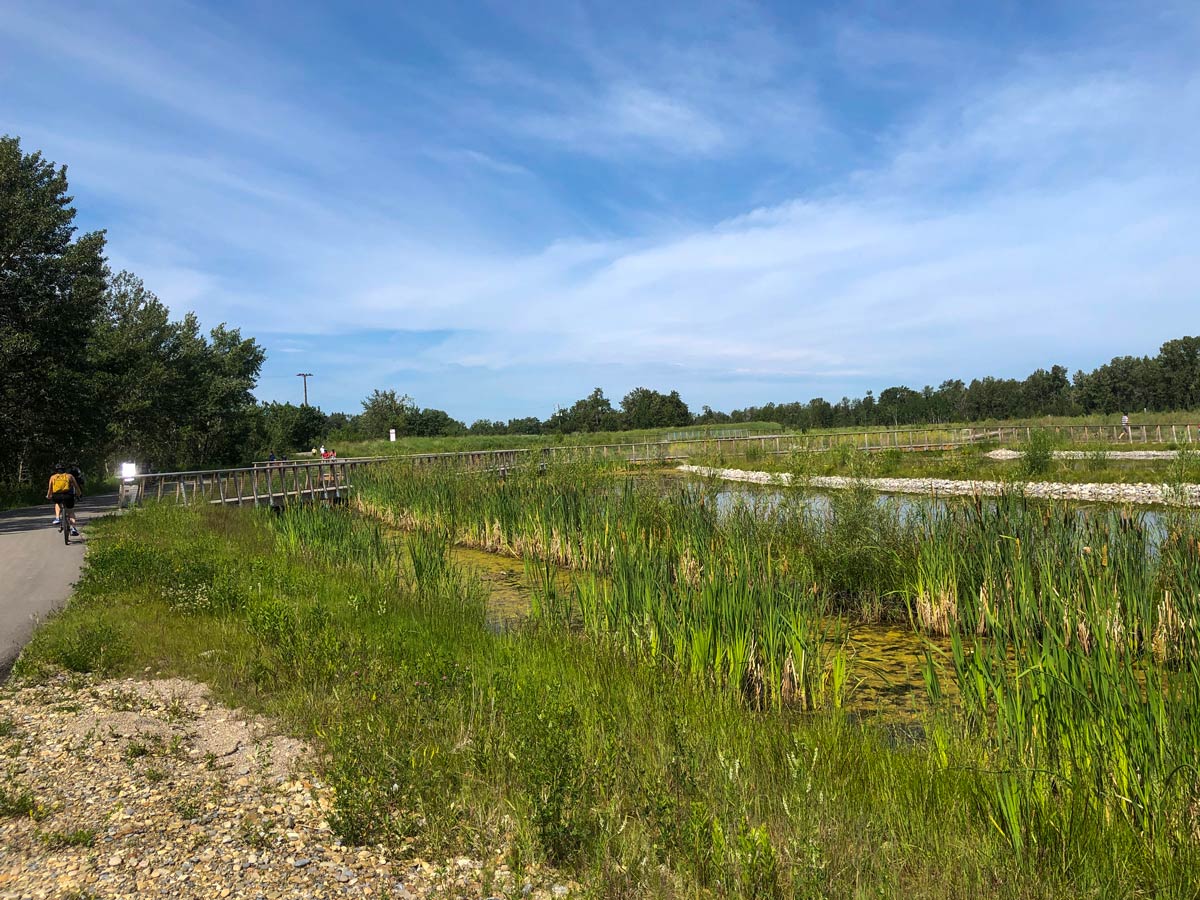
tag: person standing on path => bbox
[1120,413,1131,441]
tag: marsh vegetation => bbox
[15,459,1200,897]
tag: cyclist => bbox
[48,463,80,525]
[46,464,83,537]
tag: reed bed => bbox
[18,492,1200,894]
[356,462,892,710]
[355,459,1200,867]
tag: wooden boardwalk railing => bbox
[121,423,1200,507]
[121,460,362,508]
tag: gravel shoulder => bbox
[0,674,551,900]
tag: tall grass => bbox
[357,462,902,707]
[19,501,1200,895]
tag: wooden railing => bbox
[121,460,361,508]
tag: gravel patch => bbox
[0,674,566,899]
[679,465,1200,507]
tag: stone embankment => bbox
[985,449,1185,461]
[678,465,1200,507]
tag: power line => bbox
[296,372,313,405]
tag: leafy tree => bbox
[186,322,264,466]
[408,407,467,437]
[620,387,692,430]
[1020,366,1074,417]
[0,135,108,482]
[359,389,416,439]
[695,404,731,425]
[876,386,925,426]
[507,416,543,435]
[91,272,184,466]
[1157,337,1200,411]
[324,411,362,442]
[256,401,327,455]
[547,388,621,433]
[90,273,263,469]
[963,377,1022,421]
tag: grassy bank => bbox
[15,500,1200,897]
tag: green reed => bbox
[911,497,1200,864]
[357,461,858,709]
[355,456,1200,873]
[23,486,1200,892]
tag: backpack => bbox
[50,473,73,494]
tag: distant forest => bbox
[694,339,1200,432]
[4,133,1199,482]
[334,338,1200,439]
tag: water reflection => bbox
[706,481,1169,543]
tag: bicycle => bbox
[47,466,82,545]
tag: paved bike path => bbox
[0,495,118,677]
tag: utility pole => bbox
[296,372,313,406]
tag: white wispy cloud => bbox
[3,1,1198,418]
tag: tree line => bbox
[696,344,1200,431]
[5,133,1199,485]
[1,136,264,484]
[318,341,1200,443]
[268,385,693,448]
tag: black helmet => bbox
[53,463,66,473]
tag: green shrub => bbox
[15,617,128,676]
[1019,428,1056,478]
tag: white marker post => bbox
[118,462,140,507]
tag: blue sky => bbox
[3,1,1198,422]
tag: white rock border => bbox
[678,465,1200,507]
[985,449,1186,461]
